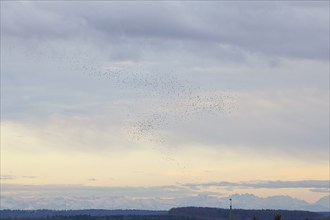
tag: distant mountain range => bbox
[1,193,329,212]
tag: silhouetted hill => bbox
[169,207,329,220]
[319,212,330,217]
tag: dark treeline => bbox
[0,215,194,220]
[1,208,329,220]
[169,207,329,220]
[0,210,167,218]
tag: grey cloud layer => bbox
[1,1,329,159]
[3,1,329,60]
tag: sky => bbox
[1,1,329,209]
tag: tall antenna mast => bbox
[229,198,234,220]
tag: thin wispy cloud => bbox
[183,180,330,190]
[0,175,16,180]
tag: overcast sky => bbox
[1,1,329,208]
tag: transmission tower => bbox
[229,198,234,220]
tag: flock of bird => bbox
[82,63,237,181]
[7,44,237,181]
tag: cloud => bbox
[0,175,36,181]
[1,183,195,199]
[1,183,329,211]
[162,88,329,160]
[0,175,16,180]
[183,180,330,190]
[2,1,329,61]
[310,188,329,193]
[1,115,137,154]
[22,176,36,179]
[1,66,328,160]
[5,180,326,199]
